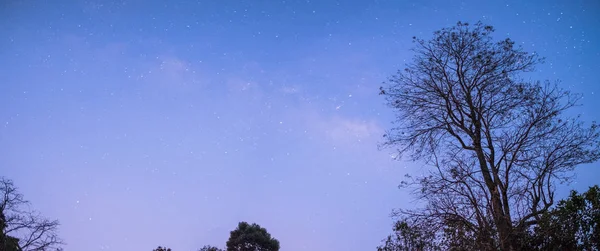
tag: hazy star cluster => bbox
[1,0,599,250]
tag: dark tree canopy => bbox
[378,21,600,250]
[153,246,172,251]
[226,222,280,251]
[525,185,600,250]
[199,245,224,251]
[377,220,440,251]
[1,177,63,251]
[377,185,600,250]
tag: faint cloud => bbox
[60,34,205,92]
[61,35,128,64]
[302,112,383,147]
[96,43,128,63]
[281,86,300,94]
[325,117,382,143]
[220,61,269,96]
[144,56,204,91]
[226,77,258,92]
[157,57,191,82]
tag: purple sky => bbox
[1,0,599,250]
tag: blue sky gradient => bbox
[1,0,599,250]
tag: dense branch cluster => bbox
[379,21,600,250]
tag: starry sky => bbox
[1,0,599,250]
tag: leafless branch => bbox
[1,177,64,251]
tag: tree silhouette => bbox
[199,245,224,251]
[377,220,440,251]
[226,222,279,251]
[524,185,600,250]
[379,21,600,250]
[1,177,63,251]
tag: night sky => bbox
[1,0,599,250]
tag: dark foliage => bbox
[523,185,600,250]
[226,222,279,251]
[199,245,224,251]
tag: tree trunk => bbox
[478,162,513,250]
[474,141,513,250]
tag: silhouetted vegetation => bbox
[151,222,278,251]
[199,245,223,251]
[378,186,600,251]
[523,185,600,250]
[1,177,63,251]
[378,21,600,250]
[225,222,279,251]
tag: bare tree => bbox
[1,177,63,251]
[379,21,600,250]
